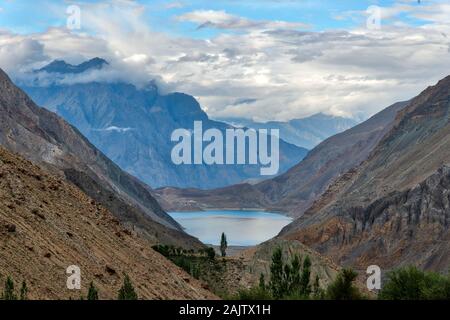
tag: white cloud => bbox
[177,10,307,31]
[93,126,135,133]
[1,1,450,122]
[165,2,185,9]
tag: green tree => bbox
[87,281,99,300]
[326,268,362,300]
[269,247,285,299]
[312,274,324,299]
[118,274,138,300]
[300,256,312,296]
[259,273,266,291]
[220,232,228,257]
[379,266,450,300]
[283,255,300,294]
[19,281,28,300]
[2,277,17,300]
[206,247,216,260]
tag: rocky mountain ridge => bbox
[0,67,201,248]
[280,75,450,271]
[0,146,216,299]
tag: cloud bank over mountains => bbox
[1,0,450,121]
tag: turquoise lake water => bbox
[169,210,292,246]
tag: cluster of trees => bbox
[152,244,216,260]
[379,266,450,300]
[0,274,138,300]
[235,247,363,300]
[236,247,450,300]
[267,248,317,299]
[235,247,334,300]
[152,244,217,280]
[83,274,138,300]
[5,243,450,300]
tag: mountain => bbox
[0,146,215,299]
[220,113,358,149]
[37,58,108,74]
[0,68,201,248]
[155,101,408,217]
[20,59,308,189]
[280,75,450,272]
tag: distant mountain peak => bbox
[38,57,109,74]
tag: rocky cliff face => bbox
[21,59,307,189]
[155,101,407,217]
[0,68,201,248]
[0,146,215,299]
[281,75,450,272]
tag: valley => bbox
[4,59,450,301]
[2,0,450,305]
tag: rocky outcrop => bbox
[284,166,450,271]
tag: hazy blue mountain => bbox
[37,57,109,74]
[20,58,307,189]
[220,113,358,149]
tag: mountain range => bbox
[280,74,450,272]
[0,67,217,299]
[20,58,308,189]
[158,73,450,272]
[219,113,357,149]
[0,145,214,299]
[155,100,408,217]
[0,67,200,248]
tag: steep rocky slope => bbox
[21,59,308,189]
[0,68,201,248]
[281,75,450,271]
[155,101,407,217]
[0,146,216,300]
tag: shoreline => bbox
[169,207,289,215]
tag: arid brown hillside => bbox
[281,75,450,272]
[0,146,216,300]
[0,68,201,249]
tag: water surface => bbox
[169,210,292,246]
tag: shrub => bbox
[19,281,28,300]
[379,266,450,300]
[2,277,17,300]
[118,274,138,300]
[87,281,99,300]
[234,286,273,300]
[326,268,362,300]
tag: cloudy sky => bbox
[0,0,449,121]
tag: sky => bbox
[0,0,450,121]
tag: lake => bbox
[169,210,292,246]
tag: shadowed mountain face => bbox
[21,59,308,189]
[155,101,408,217]
[0,68,202,248]
[281,75,450,272]
[220,113,358,149]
